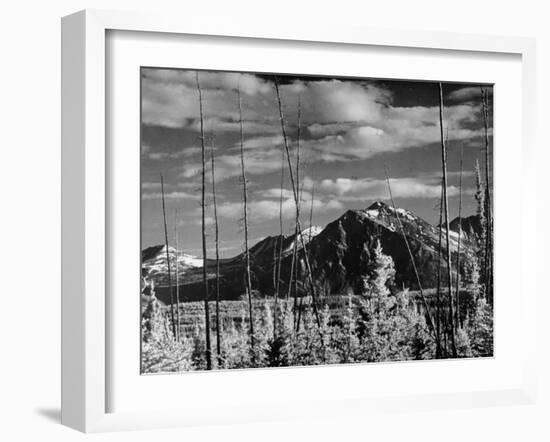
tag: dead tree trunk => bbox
[275,149,285,304]
[274,77,323,336]
[210,141,222,367]
[160,174,176,339]
[272,236,278,301]
[455,144,464,328]
[296,184,315,332]
[481,87,493,304]
[273,127,285,338]
[196,72,212,370]
[174,209,181,342]
[438,82,457,358]
[237,84,256,361]
[286,98,303,331]
[435,179,444,357]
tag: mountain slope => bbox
[449,214,482,241]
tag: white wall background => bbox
[0,1,547,441]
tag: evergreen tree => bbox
[141,286,192,373]
[265,300,293,367]
[356,240,434,362]
[395,289,434,360]
[357,240,397,361]
[467,297,494,357]
[455,327,473,358]
[334,292,360,363]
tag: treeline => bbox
[141,239,493,372]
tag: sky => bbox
[141,68,493,258]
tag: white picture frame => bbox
[61,9,537,433]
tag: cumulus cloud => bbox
[189,216,215,227]
[142,182,161,190]
[301,103,482,162]
[180,141,285,181]
[144,69,487,178]
[447,87,480,101]
[144,146,202,161]
[142,191,200,201]
[256,188,314,205]
[257,188,296,199]
[142,68,275,130]
[212,195,343,223]
[313,176,472,201]
[293,80,392,124]
[143,69,272,95]
[446,85,494,105]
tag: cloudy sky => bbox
[141,68,493,258]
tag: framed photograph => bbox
[61,9,537,432]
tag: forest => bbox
[141,73,493,373]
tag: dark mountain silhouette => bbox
[142,201,478,304]
[449,214,482,242]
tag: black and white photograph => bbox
[140,68,494,373]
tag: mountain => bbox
[449,214,482,242]
[142,201,477,304]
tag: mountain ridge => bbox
[142,201,477,304]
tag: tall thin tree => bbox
[286,98,303,330]
[210,139,222,367]
[174,209,181,342]
[455,144,464,328]
[480,87,493,303]
[237,83,256,359]
[438,82,457,358]
[275,145,285,304]
[273,115,286,337]
[160,174,177,339]
[296,183,315,333]
[435,179,444,357]
[272,232,278,302]
[274,77,323,335]
[293,99,305,331]
[196,72,212,370]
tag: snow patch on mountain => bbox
[143,245,203,275]
[301,225,323,239]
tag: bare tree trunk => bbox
[295,98,303,312]
[272,237,278,300]
[435,179,443,357]
[286,98,303,331]
[286,229,297,300]
[438,82,457,358]
[210,141,222,367]
[289,233,299,330]
[274,77,323,336]
[174,209,181,342]
[384,169,437,342]
[297,183,315,333]
[308,186,314,242]
[238,84,256,361]
[271,143,284,336]
[480,87,493,304]
[275,152,285,303]
[273,128,285,338]
[196,72,212,370]
[455,144,464,329]
[160,174,176,339]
